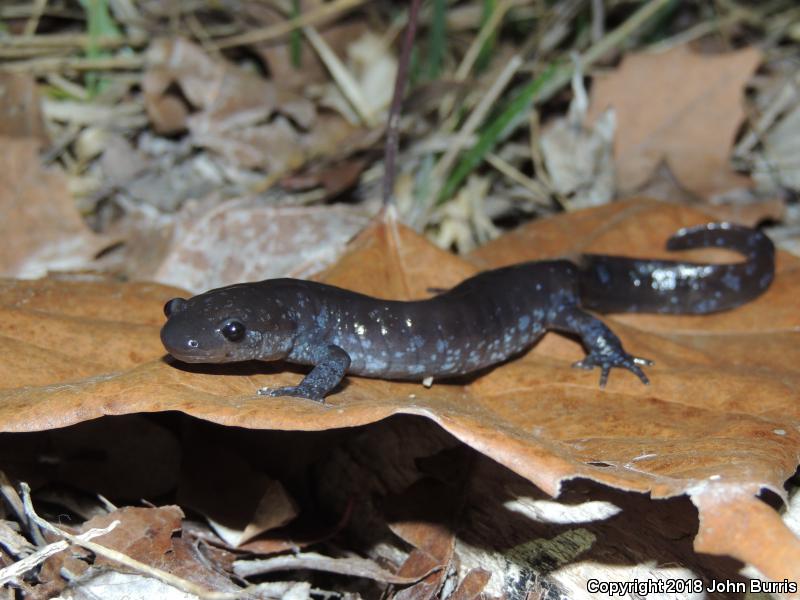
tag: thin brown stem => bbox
[383,0,423,207]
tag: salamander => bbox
[160,223,774,401]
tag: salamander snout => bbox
[160,285,299,365]
[160,320,206,362]
[160,296,270,364]
[160,297,224,362]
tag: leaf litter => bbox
[2,0,800,597]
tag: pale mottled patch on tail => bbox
[577,223,774,314]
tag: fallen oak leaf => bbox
[80,506,241,593]
[79,506,184,566]
[0,137,110,279]
[0,201,799,584]
[0,278,175,325]
[0,278,183,391]
[588,44,761,198]
[22,487,245,597]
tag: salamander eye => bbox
[164,298,186,318]
[221,320,246,342]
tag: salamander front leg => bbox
[547,305,653,387]
[258,344,351,402]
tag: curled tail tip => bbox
[667,221,735,245]
[579,221,775,315]
[665,222,774,255]
[666,222,719,250]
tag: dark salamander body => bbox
[161,223,774,401]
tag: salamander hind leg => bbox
[258,344,351,402]
[547,304,653,387]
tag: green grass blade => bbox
[475,0,498,73]
[426,0,446,79]
[436,62,559,205]
[290,0,302,67]
[78,0,121,96]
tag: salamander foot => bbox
[573,352,653,388]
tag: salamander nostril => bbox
[164,297,187,318]
[188,339,199,349]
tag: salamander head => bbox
[160,285,296,364]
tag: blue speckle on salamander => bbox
[722,271,741,291]
[160,223,775,401]
[596,264,612,285]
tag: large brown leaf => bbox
[588,44,761,198]
[0,137,109,278]
[1,200,799,581]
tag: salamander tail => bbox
[578,223,775,314]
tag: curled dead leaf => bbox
[588,44,761,198]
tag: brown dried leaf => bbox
[1,201,799,582]
[449,568,491,600]
[144,37,319,171]
[81,506,183,565]
[0,278,180,391]
[81,506,238,592]
[388,480,456,600]
[0,137,108,278]
[255,21,368,91]
[236,497,354,555]
[588,44,761,198]
[154,200,372,292]
[0,74,48,144]
[36,547,90,599]
[164,535,241,592]
[145,37,311,131]
[281,158,368,197]
[452,454,746,597]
